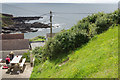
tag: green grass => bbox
[1,14,14,27]
[30,25,118,78]
[30,36,46,42]
[30,38,45,42]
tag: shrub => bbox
[32,47,44,63]
[87,23,98,38]
[22,51,30,62]
[33,9,119,63]
[87,14,98,23]
[42,29,89,60]
[95,15,113,34]
[110,9,120,24]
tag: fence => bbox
[1,33,24,40]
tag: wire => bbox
[3,4,97,17]
[3,4,109,16]
[53,12,96,14]
[53,15,75,22]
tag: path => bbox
[1,63,33,79]
[31,42,45,49]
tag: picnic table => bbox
[8,55,23,73]
[10,55,22,64]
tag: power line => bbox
[54,15,73,21]
[3,4,99,17]
[3,4,110,15]
[53,12,96,14]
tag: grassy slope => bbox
[31,25,118,78]
[30,36,46,42]
[1,14,13,27]
[30,38,45,42]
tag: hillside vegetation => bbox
[30,36,46,42]
[31,25,118,78]
[30,9,119,78]
[32,9,119,63]
[0,13,14,27]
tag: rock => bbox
[2,30,11,33]
[30,29,38,32]
[31,22,50,28]
[2,15,51,33]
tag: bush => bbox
[32,47,44,64]
[42,29,89,60]
[34,57,41,66]
[87,23,98,38]
[22,51,30,62]
[33,9,119,63]
[95,15,113,34]
[110,9,120,24]
[86,14,98,23]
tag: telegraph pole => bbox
[50,11,52,37]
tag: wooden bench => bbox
[20,58,26,72]
[0,59,2,62]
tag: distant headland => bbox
[1,13,51,34]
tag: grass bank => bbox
[30,36,46,42]
[30,25,118,78]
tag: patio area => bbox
[1,63,33,79]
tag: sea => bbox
[1,3,118,39]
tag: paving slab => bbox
[1,63,33,79]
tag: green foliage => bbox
[31,25,118,78]
[109,9,120,24]
[42,30,89,60]
[32,9,119,63]
[1,14,14,27]
[30,9,119,78]
[87,23,98,38]
[32,47,44,65]
[30,36,46,42]
[22,51,30,62]
[95,15,113,34]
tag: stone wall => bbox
[1,39,29,50]
[1,33,24,40]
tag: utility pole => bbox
[50,11,52,37]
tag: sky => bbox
[0,0,119,3]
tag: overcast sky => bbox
[0,0,119,3]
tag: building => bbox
[0,33,29,61]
